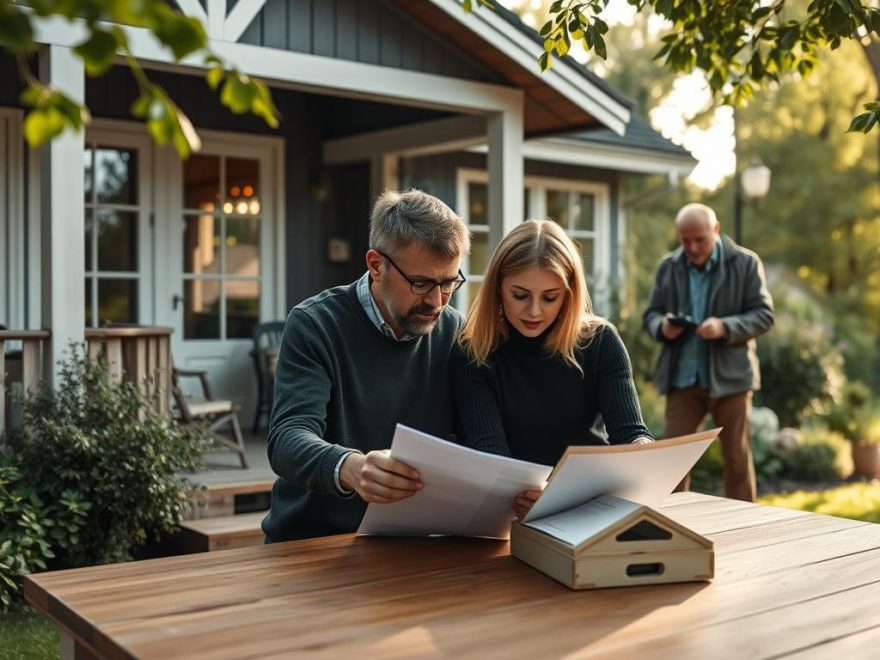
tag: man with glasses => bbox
[263,189,470,541]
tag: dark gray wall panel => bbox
[287,0,313,52]
[236,0,503,83]
[312,0,337,58]
[0,52,27,106]
[335,0,359,61]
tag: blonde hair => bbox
[459,219,606,369]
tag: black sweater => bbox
[262,280,462,542]
[452,323,652,466]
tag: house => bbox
[0,0,694,424]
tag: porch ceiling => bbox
[393,0,624,137]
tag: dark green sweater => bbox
[262,281,463,542]
[452,323,652,466]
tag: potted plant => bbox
[826,381,880,479]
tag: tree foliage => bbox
[0,0,279,157]
[471,0,880,132]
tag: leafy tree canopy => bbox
[472,0,880,133]
[0,0,279,157]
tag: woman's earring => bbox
[498,302,506,325]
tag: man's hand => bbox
[339,450,422,504]
[661,313,686,340]
[513,489,543,520]
[630,436,654,445]
[696,317,726,340]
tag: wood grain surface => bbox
[24,492,880,659]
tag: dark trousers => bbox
[664,385,756,502]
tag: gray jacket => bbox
[643,234,774,398]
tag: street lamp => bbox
[733,158,772,245]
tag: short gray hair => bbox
[675,203,718,229]
[369,189,470,258]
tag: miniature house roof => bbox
[531,495,713,555]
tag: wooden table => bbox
[25,493,880,659]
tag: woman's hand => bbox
[513,489,543,520]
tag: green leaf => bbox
[539,21,552,37]
[23,108,68,146]
[779,26,800,51]
[73,28,120,77]
[221,73,258,115]
[0,5,35,52]
[206,67,225,91]
[594,34,607,59]
[539,51,551,72]
[463,0,472,11]
[151,12,207,61]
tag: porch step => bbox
[187,479,274,520]
[174,512,266,553]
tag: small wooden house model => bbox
[510,495,714,590]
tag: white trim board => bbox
[0,108,26,329]
[520,138,696,178]
[428,0,630,135]
[32,15,524,116]
[323,116,488,164]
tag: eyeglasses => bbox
[378,251,466,296]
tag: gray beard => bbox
[379,287,441,337]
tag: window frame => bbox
[455,168,612,312]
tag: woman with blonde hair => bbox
[454,220,652,516]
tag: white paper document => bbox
[524,495,640,547]
[357,424,552,539]
[522,428,721,523]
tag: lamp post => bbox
[733,158,772,245]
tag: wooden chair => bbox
[250,321,285,433]
[172,367,249,469]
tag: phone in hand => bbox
[667,314,698,329]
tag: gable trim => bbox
[33,15,524,115]
[425,0,630,135]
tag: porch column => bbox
[487,104,524,249]
[39,45,85,385]
[369,154,400,200]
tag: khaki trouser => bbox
[664,386,756,502]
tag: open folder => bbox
[356,424,721,539]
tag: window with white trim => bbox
[455,170,611,312]
[83,145,143,326]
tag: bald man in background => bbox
[644,203,774,501]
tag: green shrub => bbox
[6,346,208,568]
[0,463,88,611]
[824,380,880,445]
[755,312,843,427]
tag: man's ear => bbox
[713,222,721,236]
[366,249,384,280]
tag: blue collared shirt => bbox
[672,240,722,391]
[355,272,416,342]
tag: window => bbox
[181,154,261,340]
[456,170,611,312]
[83,146,141,326]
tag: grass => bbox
[0,608,58,659]
[759,481,880,523]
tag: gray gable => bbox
[235,0,506,84]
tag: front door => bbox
[161,132,282,423]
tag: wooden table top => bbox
[25,492,880,659]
